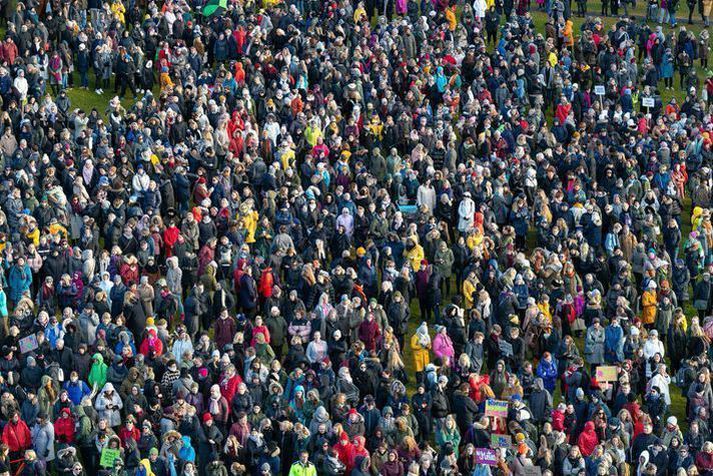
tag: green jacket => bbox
[75,405,94,447]
[289,461,317,476]
[434,246,455,278]
[88,354,108,389]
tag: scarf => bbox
[83,164,94,185]
[209,395,221,415]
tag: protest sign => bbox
[485,399,508,418]
[18,334,38,354]
[596,366,618,382]
[100,448,121,468]
[475,448,498,466]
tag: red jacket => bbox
[139,329,164,357]
[551,409,565,432]
[163,226,180,257]
[2,419,31,452]
[333,434,356,473]
[54,409,75,444]
[258,268,274,299]
[0,42,18,65]
[220,373,243,404]
[118,425,141,447]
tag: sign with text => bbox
[491,433,512,448]
[485,399,509,418]
[475,448,498,465]
[100,448,121,468]
[594,85,605,95]
[596,366,618,382]
[18,334,38,354]
[641,97,655,108]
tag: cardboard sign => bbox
[485,399,508,417]
[18,334,38,354]
[475,448,498,466]
[491,433,512,448]
[594,85,605,95]
[100,448,121,468]
[642,97,655,108]
[596,366,618,382]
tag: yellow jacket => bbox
[404,244,425,271]
[139,460,155,476]
[547,51,558,68]
[242,210,259,244]
[289,462,317,476]
[111,1,126,23]
[445,7,457,31]
[280,148,296,170]
[304,125,322,148]
[641,290,657,325]
[25,227,39,247]
[48,222,68,239]
[466,232,483,250]
[410,334,431,372]
[463,279,477,309]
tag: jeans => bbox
[658,7,669,22]
[79,70,88,88]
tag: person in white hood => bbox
[95,383,123,427]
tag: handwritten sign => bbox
[485,399,508,418]
[594,85,605,95]
[475,448,498,465]
[100,448,121,468]
[596,366,618,382]
[18,334,38,354]
[642,97,655,108]
[491,433,512,448]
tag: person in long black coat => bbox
[451,383,479,434]
[123,292,147,339]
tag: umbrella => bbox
[202,0,227,16]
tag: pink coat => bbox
[433,333,455,365]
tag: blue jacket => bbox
[63,380,92,405]
[604,324,625,363]
[8,263,31,302]
[535,359,558,393]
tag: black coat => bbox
[451,391,478,432]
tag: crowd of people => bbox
[0,0,706,474]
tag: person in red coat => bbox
[350,436,370,470]
[118,417,141,447]
[358,312,381,352]
[53,408,76,444]
[257,266,274,302]
[2,411,32,456]
[250,316,270,347]
[333,432,356,474]
[139,329,164,357]
[219,364,243,404]
[163,221,180,257]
